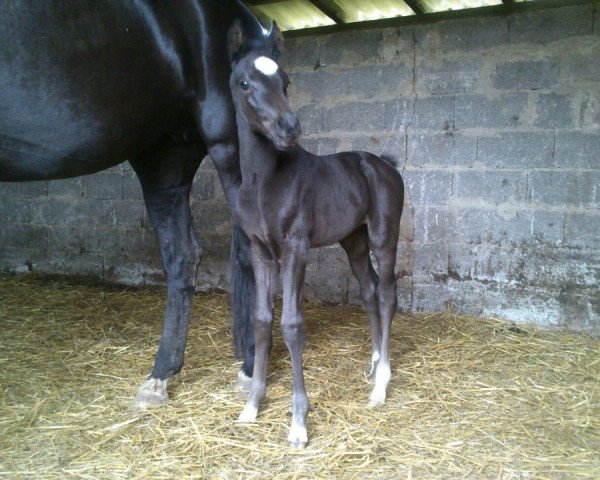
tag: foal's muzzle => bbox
[274,111,300,150]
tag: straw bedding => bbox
[0,273,598,479]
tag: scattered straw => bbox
[1,273,599,479]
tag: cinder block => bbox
[403,171,452,206]
[0,198,30,223]
[0,225,48,250]
[455,93,528,129]
[322,101,386,133]
[192,170,215,201]
[483,209,533,246]
[122,171,143,200]
[295,104,322,135]
[494,59,560,91]
[290,69,348,102]
[416,58,483,95]
[349,135,405,163]
[283,35,320,69]
[30,198,94,226]
[413,95,455,132]
[413,206,448,243]
[564,212,600,248]
[48,177,84,198]
[554,132,600,168]
[412,242,449,281]
[483,285,562,327]
[578,91,600,129]
[535,93,575,129]
[348,63,413,98]
[0,181,48,198]
[508,4,593,43]
[519,248,600,290]
[416,16,507,53]
[530,210,565,246]
[477,133,554,169]
[564,43,600,83]
[384,98,414,133]
[319,30,384,67]
[99,200,144,227]
[301,137,341,156]
[527,171,599,208]
[83,171,123,200]
[407,133,477,167]
[453,170,527,204]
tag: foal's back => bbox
[267,146,401,248]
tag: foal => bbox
[229,23,404,447]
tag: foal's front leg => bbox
[281,240,310,448]
[238,243,278,423]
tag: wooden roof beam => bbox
[306,0,345,24]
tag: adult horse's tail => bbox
[230,224,255,371]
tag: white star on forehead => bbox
[254,56,278,76]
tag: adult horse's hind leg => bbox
[340,225,382,378]
[130,139,204,407]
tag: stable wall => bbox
[1,2,599,334]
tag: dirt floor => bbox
[1,273,599,479]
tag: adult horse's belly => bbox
[0,1,188,181]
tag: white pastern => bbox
[236,370,253,393]
[237,403,258,423]
[368,362,391,406]
[254,56,278,76]
[287,420,308,448]
[134,377,169,408]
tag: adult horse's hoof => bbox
[134,378,169,408]
[236,369,253,393]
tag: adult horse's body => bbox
[0,0,262,404]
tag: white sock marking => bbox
[254,56,278,76]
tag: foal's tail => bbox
[230,223,256,358]
[380,155,398,167]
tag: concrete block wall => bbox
[1,2,598,334]
[283,1,600,334]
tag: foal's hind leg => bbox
[281,241,311,447]
[368,243,398,406]
[340,226,381,378]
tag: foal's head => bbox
[228,21,300,151]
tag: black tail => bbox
[230,223,255,358]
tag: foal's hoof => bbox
[287,423,308,448]
[237,404,258,423]
[236,370,253,394]
[368,390,386,408]
[133,378,169,408]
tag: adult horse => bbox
[0,0,267,405]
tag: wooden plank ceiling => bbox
[243,0,531,31]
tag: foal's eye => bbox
[240,81,250,91]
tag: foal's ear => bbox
[228,19,246,61]
[267,21,284,59]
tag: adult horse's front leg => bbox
[130,141,204,407]
[280,239,310,448]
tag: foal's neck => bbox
[236,115,279,184]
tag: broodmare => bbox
[228,23,404,447]
[0,1,269,405]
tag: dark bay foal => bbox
[228,23,404,447]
